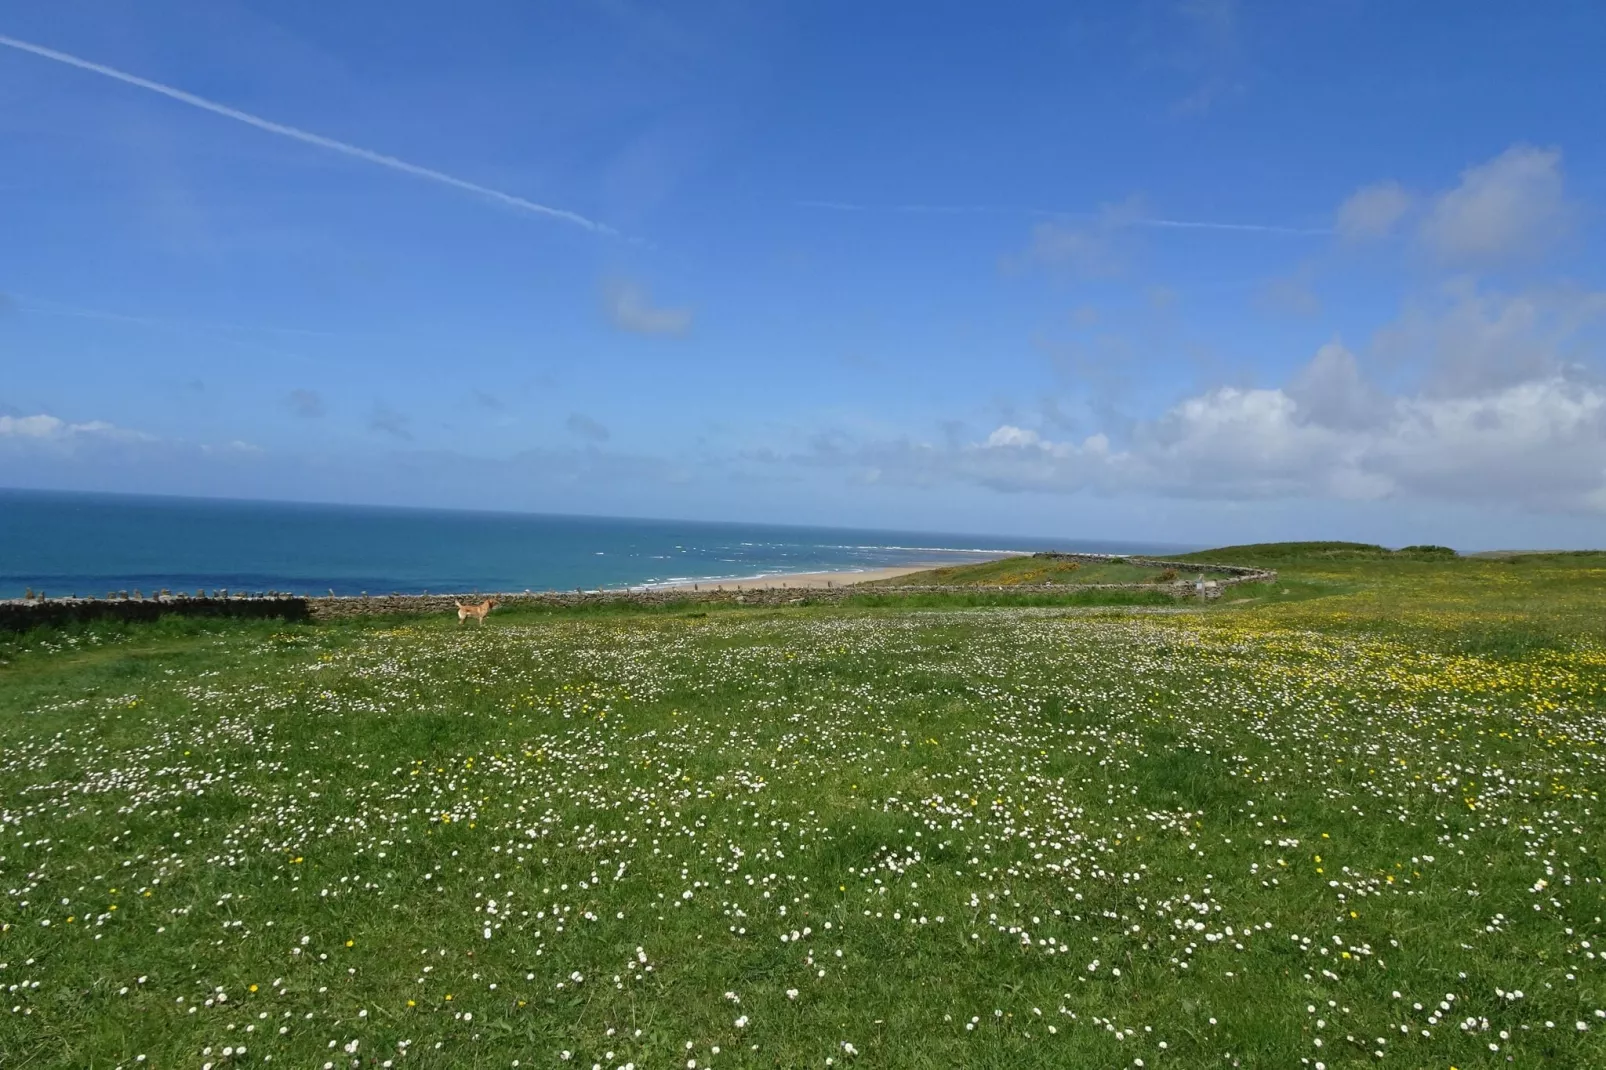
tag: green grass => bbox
[1,544,1604,1068]
[860,555,1231,587]
[1174,541,1461,566]
[839,588,1181,608]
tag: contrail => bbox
[1135,217,1329,236]
[796,199,1329,236]
[0,32,615,236]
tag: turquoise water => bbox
[0,489,1185,598]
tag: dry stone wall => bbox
[0,593,312,632]
[0,554,1276,632]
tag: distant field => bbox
[1,544,1603,1068]
[856,555,1235,587]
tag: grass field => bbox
[1,546,1604,1068]
[856,556,1233,587]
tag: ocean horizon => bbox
[0,488,1192,599]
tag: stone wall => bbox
[1034,552,1270,577]
[0,555,1276,632]
[0,594,311,633]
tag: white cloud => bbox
[1009,197,1146,278]
[1335,181,1412,241]
[958,425,1111,493]
[985,425,1046,449]
[1375,283,1606,398]
[950,369,1606,510]
[0,414,68,438]
[814,424,1113,496]
[803,287,1606,513]
[1126,384,1386,499]
[0,412,267,468]
[201,440,264,456]
[1378,378,1606,504]
[603,279,693,336]
[1420,145,1572,265]
[0,413,152,443]
[1286,342,1389,430]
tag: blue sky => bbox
[3,1,1605,548]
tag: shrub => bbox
[1399,544,1458,558]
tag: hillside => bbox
[2,547,1604,1067]
[857,553,1236,587]
[1173,540,1458,565]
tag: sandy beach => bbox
[654,562,970,592]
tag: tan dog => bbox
[455,597,497,625]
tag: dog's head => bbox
[486,598,499,608]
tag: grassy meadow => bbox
[1,545,1604,1068]
[856,555,1234,587]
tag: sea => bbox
[0,489,1188,599]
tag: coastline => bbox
[648,560,1009,592]
[1,554,1281,631]
[2,488,1086,599]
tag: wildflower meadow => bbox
[1,547,1603,1068]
